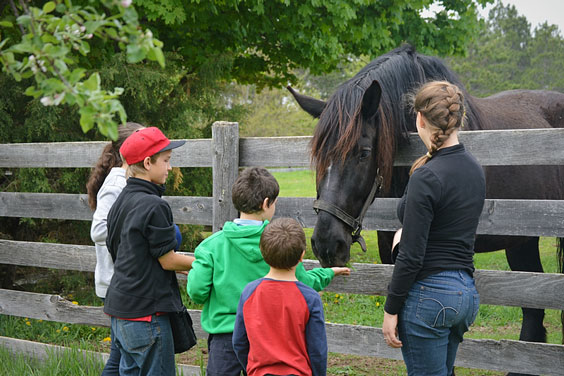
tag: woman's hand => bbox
[382,311,403,348]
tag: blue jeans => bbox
[206,333,246,376]
[101,298,120,376]
[398,270,480,376]
[111,315,175,376]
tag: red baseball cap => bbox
[120,127,186,165]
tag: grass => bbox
[2,169,562,375]
[0,345,105,376]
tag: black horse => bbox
[289,44,564,375]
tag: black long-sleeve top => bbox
[384,144,486,315]
[104,178,182,318]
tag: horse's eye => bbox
[359,148,371,161]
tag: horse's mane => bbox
[311,44,486,190]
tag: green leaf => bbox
[126,44,146,63]
[106,28,118,39]
[104,120,119,140]
[147,46,165,68]
[83,73,100,91]
[43,44,69,58]
[122,7,139,25]
[68,68,86,84]
[79,106,96,132]
[43,2,56,14]
[78,41,90,56]
[24,86,43,98]
[0,21,13,27]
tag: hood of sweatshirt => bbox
[221,220,268,263]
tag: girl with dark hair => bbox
[382,81,486,375]
[86,122,143,375]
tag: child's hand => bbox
[332,267,351,276]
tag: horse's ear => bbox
[287,86,326,119]
[361,80,382,120]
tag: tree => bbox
[447,0,564,96]
[1,0,493,138]
[0,0,165,139]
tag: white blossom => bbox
[40,96,54,106]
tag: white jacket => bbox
[90,167,127,298]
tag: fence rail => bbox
[1,122,564,374]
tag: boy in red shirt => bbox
[233,217,339,376]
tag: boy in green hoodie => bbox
[187,167,350,376]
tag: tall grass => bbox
[0,346,105,376]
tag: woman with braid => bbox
[382,81,485,375]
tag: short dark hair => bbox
[232,167,279,214]
[260,218,306,270]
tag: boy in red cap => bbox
[104,126,195,375]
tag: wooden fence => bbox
[1,122,564,374]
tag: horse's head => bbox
[289,80,393,267]
[289,45,484,267]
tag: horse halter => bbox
[312,169,383,253]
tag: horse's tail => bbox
[558,238,564,344]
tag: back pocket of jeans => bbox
[416,286,463,328]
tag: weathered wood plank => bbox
[3,129,564,168]
[277,197,564,237]
[0,139,212,168]
[2,193,564,236]
[325,323,564,375]
[212,122,239,232]
[395,128,564,166]
[1,290,562,375]
[240,136,312,167]
[0,193,212,225]
[0,337,202,375]
[301,260,564,310]
[0,289,207,338]
[1,241,562,310]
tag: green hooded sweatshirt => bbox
[187,220,335,334]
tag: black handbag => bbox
[169,305,197,353]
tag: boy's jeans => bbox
[111,315,175,376]
[398,270,480,376]
[207,333,246,376]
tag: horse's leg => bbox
[377,231,394,264]
[505,237,546,376]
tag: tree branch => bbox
[8,0,25,34]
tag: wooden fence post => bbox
[212,122,239,232]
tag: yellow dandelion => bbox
[25,321,31,326]
[335,294,340,298]
[72,301,78,305]
[91,327,96,331]
[103,337,112,342]
[56,329,61,333]
[38,319,43,322]
[63,326,69,332]
[376,302,380,307]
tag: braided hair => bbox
[86,122,144,210]
[409,81,466,175]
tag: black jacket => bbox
[385,144,486,315]
[104,178,182,318]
